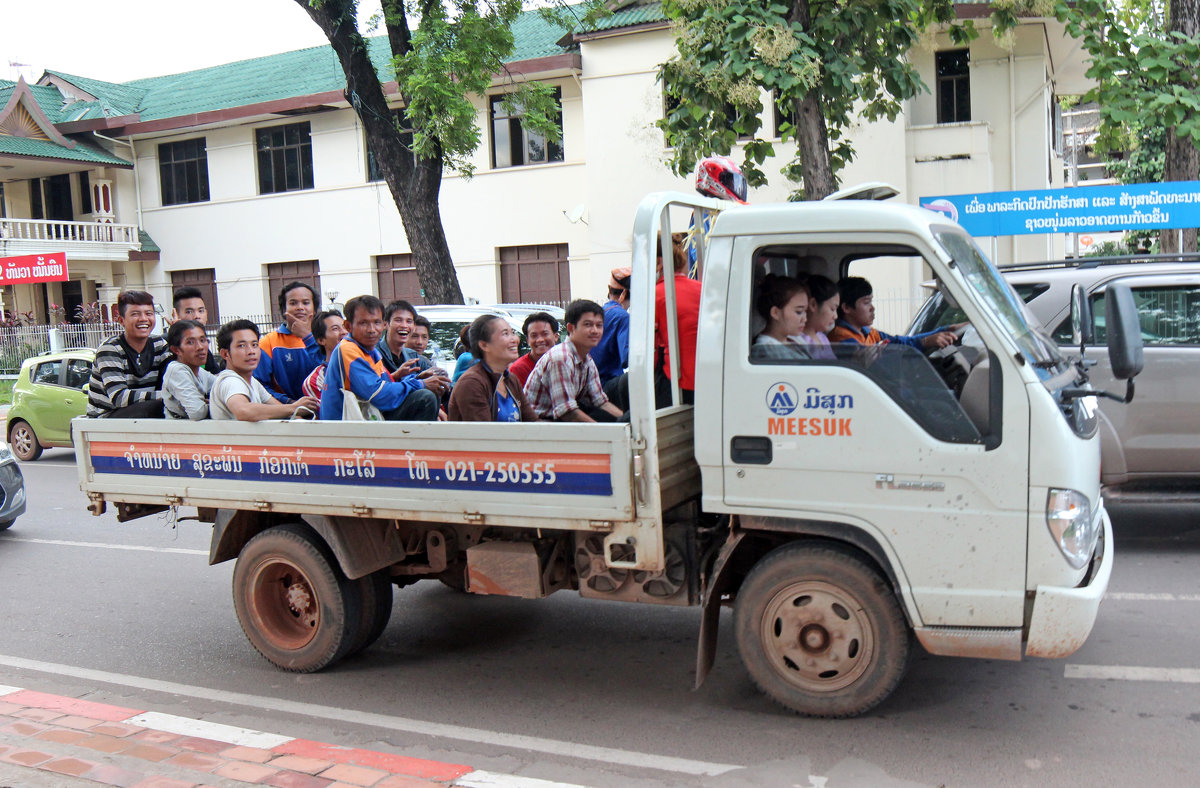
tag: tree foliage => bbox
[657,0,1038,200]
[1060,0,1199,252]
[1062,0,1199,154]
[299,0,599,302]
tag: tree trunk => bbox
[789,0,837,200]
[1161,0,1199,254]
[295,0,465,303]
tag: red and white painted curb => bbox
[0,684,586,787]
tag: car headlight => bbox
[1046,488,1096,569]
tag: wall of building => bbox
[137,77,598,315]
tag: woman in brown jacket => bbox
[447,314,539,422]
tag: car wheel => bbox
[734,543,910,718]
[0,519,13,532]
[8,421,42,462]
[232,523,362,672]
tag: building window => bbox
[29,178,43,220]
[78,171,92,214]
[367,109,413,182]
[170,268,220,325]
[499,243,570,304]
[936,49,971,124]
[159,138,210,206]
[256,123,314,195]
[490,88,564,168]
[374,254,424,305]
[265,260,321,322]
[0,182,6,218]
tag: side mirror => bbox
[1105,284,1144,381]
[1070,283,1093,347]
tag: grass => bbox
[0,379,14,406]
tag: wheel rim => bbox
[759,580,875,693]
[10,425,33,458]
[247,558,321,651]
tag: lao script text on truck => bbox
[75,192,1142,717]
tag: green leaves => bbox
[1063,0,1198,170]
[657,0,1001,198]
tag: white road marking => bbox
[1065,664,1200,683]
[0,685,21,696]
[0,537,207,556]
[126,711,292,749]
[0,654,742,777]
[1106,592,1200,602]
[456,771,588,788]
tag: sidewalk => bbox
[0,684,573,788]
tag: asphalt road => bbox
[2,448,1199,787]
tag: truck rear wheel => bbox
[734,544,909,718]
[346,570,393,657]
[232,524,361,672]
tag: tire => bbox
[8,421,42,462]
[232,523,362,672]
[734,543,910,718]
[346,569,393,657]
[0,519,12,532]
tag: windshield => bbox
[935,230,1064,368]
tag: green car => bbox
[6,348,94,461]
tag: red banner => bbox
[0,253,69,285]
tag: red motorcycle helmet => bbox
[694,155,748,204]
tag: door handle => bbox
[730,436,772,465]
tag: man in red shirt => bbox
[654,232,700,406]
[509,311,560,387]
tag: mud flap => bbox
[695,527,746,689]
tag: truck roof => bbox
[707,200,949,239]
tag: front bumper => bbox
[0,460,25,524]
[1025,507,1113,658]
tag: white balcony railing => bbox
[0,217,141,261]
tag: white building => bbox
[0,2,1089,330]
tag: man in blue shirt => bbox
[320,295,446,421]
[590,267,631,385]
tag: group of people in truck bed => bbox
[85,264,696,426]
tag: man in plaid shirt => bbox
[524,300,626,422]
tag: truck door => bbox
[720,235,1030,629]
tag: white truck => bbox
[74,193,1143,717]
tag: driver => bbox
[828,277,962,349]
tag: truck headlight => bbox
[1046,488,1096,569]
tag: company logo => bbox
[920,198,959,223]
[766,382,799,416]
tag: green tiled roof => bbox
[509,8,579,60]
[0,134,131,166]
[24,6,582,127]
[138,229,160,253]
[581,2,665,33]
[123,42,357,122]
[44,70,147,118]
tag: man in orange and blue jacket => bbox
[253,281,326,402]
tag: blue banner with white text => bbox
[919,181,1200,237]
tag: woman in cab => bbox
[751,274,811,362]
[798,274,839,360]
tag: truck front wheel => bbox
[734,543,909,718]
[232,524,361,672]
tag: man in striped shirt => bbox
[86,291,172,418]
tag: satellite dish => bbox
[563,204,588,224]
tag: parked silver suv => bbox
[910,253,1200,494]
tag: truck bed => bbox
[75,418,640,529]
